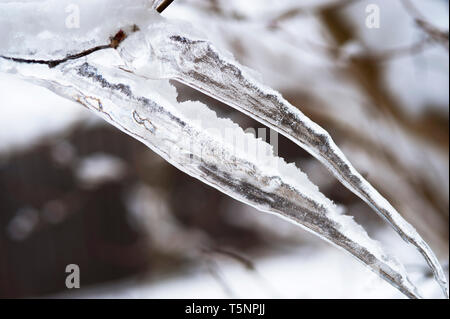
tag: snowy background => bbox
[0,0,448,298]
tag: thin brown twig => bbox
[0,29,130,68]
[204,258,235,298]
[278,24,433,64]
[203,246,255,271]
[156,0,175,13]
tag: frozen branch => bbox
[0,0,447,298]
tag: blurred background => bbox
[0,0,448,298]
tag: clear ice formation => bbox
[0,0,447,298]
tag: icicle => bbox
[0,55,422,298]
[118,17,448,297]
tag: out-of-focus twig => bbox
[401,0,449,50]
[204,257,236,298]
[202,246,255,271]
[307,37,433,62]
[269,0,360,27]
[156,0,175,13]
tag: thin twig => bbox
[0,29,130,68]
[202,247,255,271]
[401,0,449,50]
[156,0,175,13]
[269,0,360,26]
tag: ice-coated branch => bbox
[118,17,448,297]
[0,0,446,298]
